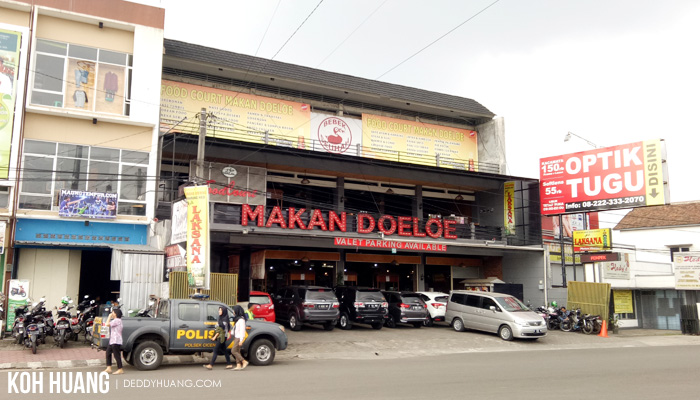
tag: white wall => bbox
[17,248,81,307]
[614,226,700,263]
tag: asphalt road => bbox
[3,345,700,400]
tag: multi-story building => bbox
[158,39,545,303]
[0,0,164,308]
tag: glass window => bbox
[465,295,481,308]
[120,164,147,200]
[435,296,449,303]
[25,140,56,155]
[36,39,67,55]
[305,289,336,301]
[58,143,88,159]
[121,150,149,164]
[481,298,500,311]
[87,161,118,192]
[19,195,51,210]
[206,305,220,321]
[55,157,88,192]
[177,303,200,321]
[0,186,10,208]
[450,293,466,305]
[99,50,126,65]
[495,296,530,312]
[33,54,65,93]
[31,91,64,108]
[249,295,271,305]
[400,294,423,304]
[357,291,385,302]
[91,147,120,162]
[68,44,97,61]
[22,156,54,194]
[117,202,146,216]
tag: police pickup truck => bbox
[94,299,287,370]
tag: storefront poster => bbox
[362,114,477,170]
[58,190,117,219]
[573,228,612,252]
[164,244,186,282]
[160,80,311,148]
[310,112,363,156]
[601,259,630,280]
[95,63,126,114]
[250,250,266,280]
[6,279,29,332]
[189,162,267,206]
[504,182,515,235]
[65,58,95,111]
[184,186,210,289]
[0,29,21,179]
[170,199,188,244]
[673,252,700,290]
[0,221,5,254]
[613,290,634,314]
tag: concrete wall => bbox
[614,226,700,263]
[502,250,546,306]
[476,117,506,174]
[17,248,81,307]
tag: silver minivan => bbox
[445,291,547,340]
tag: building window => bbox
[670,247,690,262]
[31,39,132,115]
[19,140,149,215]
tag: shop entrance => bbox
[264,259,336,294]
[424,265,451,293]
[78,250,118,303]
[345,254,420,291]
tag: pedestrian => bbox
[231,305,249,371]
[104,308,124,375]
[246,303,255,320]
[204,306,233,370]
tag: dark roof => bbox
[614,202,700,230]
[163,39,495,119]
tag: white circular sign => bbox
[222,166,238,178]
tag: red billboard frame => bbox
[539,139,668,215]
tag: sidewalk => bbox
[0,328,695,370]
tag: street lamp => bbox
[564,132,599,148]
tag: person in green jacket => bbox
[204,306,232,370]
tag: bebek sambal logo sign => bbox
[317,116,352,154]
[539,139,667,215]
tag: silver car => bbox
[445,291,547,340]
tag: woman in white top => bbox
[231,305,248,370]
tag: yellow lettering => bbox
[176,330,186,339]
[185,330,195,340]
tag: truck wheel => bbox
[248,339,275,366]
[339,313,351,330]
[323,321,335,331]
[371,322,383,330]
[133,341,163,371]
[124,352,134,366]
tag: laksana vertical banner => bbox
[184,186,210,289]
[504,181,515,235]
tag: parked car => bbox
[274,286,339,331]
[445,290,547,341]
[334,286,388,330]
[248,291,276,322]
[381,291,429,328]
[92,299,288,370]
[417,291,449,326]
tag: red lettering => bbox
[192,230,200,239]
[412,217,426,237]
[378,215,397,235]
[241,204,265,227]
[288,208,308,230]
[265,206,288,228]
[329,211,347,232]
[307,209,328,231]
[425,218,443,239]
[357,214,375,234]
[191,255,201,263]
[397,216,412,237]
[443,220,457,239]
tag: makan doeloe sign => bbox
[540,139,668,215]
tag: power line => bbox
[376,0,501,80]
[270,0,324,61]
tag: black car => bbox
[334,286,388,330]
[274,286,339,331]
[381,291,429,328]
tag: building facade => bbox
[0,0,164,310]
[158,40,545,304]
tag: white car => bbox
[417,292,449,326]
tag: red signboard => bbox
[333,237,447,252]
[539,139,667,215]
[580,252,620,263]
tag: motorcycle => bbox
[10,285,26,297]
[0,292,5,339]
[81,300,99,342]
[130,299,156,318]
[54,297,74,348]
[30,298,50,343]
[12,303,30,344]
[546,307,561,330]
[581,313,602,335]
[21,300,47,354]
[560,308,583,332]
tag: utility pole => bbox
[195,108,207,182]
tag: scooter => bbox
[54,297,74,348]
[12,303,30,344]
[21,300,46,354]
[0,292,5,339]
[10,286,26,297]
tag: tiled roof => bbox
[614,201,700,230]
[163,39,495,119]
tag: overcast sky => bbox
[135,0,700,226]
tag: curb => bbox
[1,354,210,371]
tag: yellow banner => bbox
[613,290,634,313]
[361,114,477,170]
[643,139,665,206]
[160,80,311,148]
[0,29,22,179]
[573,228,612,252]
[185,186,210,289]
[504,182,515,235]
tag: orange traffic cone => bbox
[598,320,609,338]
